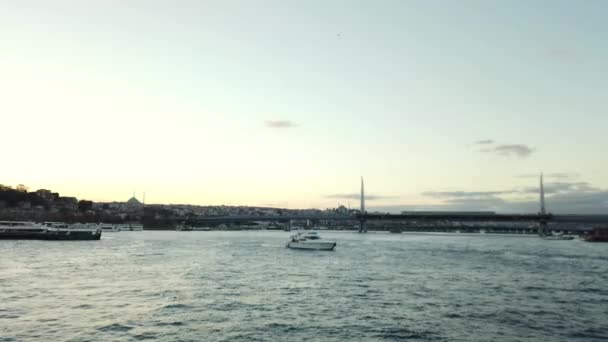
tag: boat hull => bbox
[0,230,101,240]
[40,231,102,240]
[541,235,575,240]
[585,237,608,242]
[287,241,336,250]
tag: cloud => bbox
[473,139,535,157]
[418,181,608,214]
[480,144,535,157]
[516,172,579,180]
[545,48,579,63]
[521,181,597,195]
[264,120,298,128]
[325,193,398,201]
[422,190,516,198]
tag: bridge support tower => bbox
[358,177,368,233]
[538,173,549,236]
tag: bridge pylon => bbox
[358,177,367,233]
[358,220,367,233]
[538,172,549,236]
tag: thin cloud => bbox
[325,193,398,201]
[419,181,608,214]
[422,190,515,198]
[264,120,299,129]
[473,139,535,157]
[521,181,598,195]
[545,48,580,63]
[480,144,535,157]
[515,172,579,180]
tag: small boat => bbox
[287,231,336,250]
[175,224,193,231]
[117,223,144,231]
[129,223,144,231]
[541,233,575,240]
[99,223,120,232]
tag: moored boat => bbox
[541,234,575,240]
[42,222,102,240]
[129,223,143,231]
[0,221,101,240]
[0,221,45,239]
[116,223,143,231]
[99,223,120,232]
[540,231,575,240]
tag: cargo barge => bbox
[0,221,101,240]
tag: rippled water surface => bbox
[1,231,607,341]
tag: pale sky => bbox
[1,1,607,213]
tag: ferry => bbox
[0,221,101,240]
[0,221,45,239]
[43,222,102,240]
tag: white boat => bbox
[42,222,102,240]
[129,223,143,231]
[541,233,575,240]
[117,223,143,231]
[287,231,336,250]
[116,224,130,231]
[99,223,120,232]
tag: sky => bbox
[1,1,607,213]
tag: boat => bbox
[0,221,45,239]
[99,223,120,232]
[0,221,101,240]
[129,223,144,231]
[42,222,102,240]
[117,223,143,231]
[287,231,336,250]
[541,232,575,240]
[584,226,608,242]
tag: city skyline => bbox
[2,1,607,213]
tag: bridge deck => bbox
[183,213,608,224]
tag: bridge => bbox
[185,176,607,234]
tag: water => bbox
[1,231,607,341]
